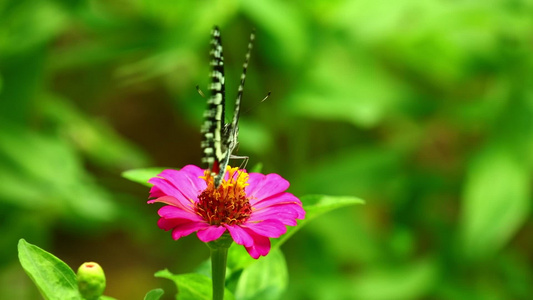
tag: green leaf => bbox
[351,258,438,300]
[38,95,150,170]
[461,148,531,259]
[240,0,306,67]
[272,194,365,250]
[144,288,164,300]
[0,1,67,56]
[228,195,365,270]
[155,270,234,300]
[0,120,117,223]
[234,249,287,300]
[293,146,402,198]
[288,46,402,127]
[17,239,80,300]
[122,167,170,187]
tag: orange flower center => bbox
[196,166,252,225]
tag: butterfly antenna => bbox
[232,28,255,128]
[196,85,206,98]
[261,91,271,102]
[242,91,271,115]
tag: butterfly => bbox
[201,26,255,187]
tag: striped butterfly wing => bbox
[201,26,255,187]
[201,26,225,181]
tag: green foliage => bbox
[3,0,533,299]
[18,239,80,300]
[233,249,287,300]
[18,239,120,300]
[461,147,531,260]
[144,289,164,300]
[122,167,169,187]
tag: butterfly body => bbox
[201,26,254,187]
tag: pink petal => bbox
[197,226,227,242]
[253,192,301,209]
[244,219,287,238]
[180,165,206,179]
[159,167,206,201]
[243,229,271,259]
[171,222,209,240]
[149,185,166,198]
[148,196,193,211]
[148,177,187,202]
[157,205,201,221]
[257,202,305,219]
[246,173,290,201]
[245,246,261,260]
[249,206,301,225]
[225,225,254,247]
[157,217,192,231]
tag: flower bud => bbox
[77,262,106,300]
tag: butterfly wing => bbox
[202,26,255,187]
[201,26,226,178]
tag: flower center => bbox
[196,166,252,225]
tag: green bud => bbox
[77,262,106,300]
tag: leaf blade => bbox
[234,248,288,300]
[121,167,169,187]
[144,288,164,300]
[18,239,80,300]
[460,148,531,259]
[272,194,365,249]
[228,195,365,271]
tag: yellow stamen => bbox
[196,166,252,225]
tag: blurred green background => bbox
[1,0,533,299]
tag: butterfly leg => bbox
[230,155,249,171]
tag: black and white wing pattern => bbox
[201,26,255,187]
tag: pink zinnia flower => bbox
[148,165,305,259]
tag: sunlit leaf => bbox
[272,194,365,249]
[295,146,402,197]
[39,95,151,170]
[351,258,439,300]
[248,162,263,174]
[122,167,170,187]
[144,288,164,300]
[0,1,66,56]
[0,120,117,223]
[461,147,531,259]
[240,0,306,67]
[234,249,287,300]
[17,239,80,300]
[228,194,364,270]
[288,45,403,127]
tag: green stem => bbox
[207,234,233,300]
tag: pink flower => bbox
[148,165,305,259]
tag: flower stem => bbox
[207,234,233,300]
